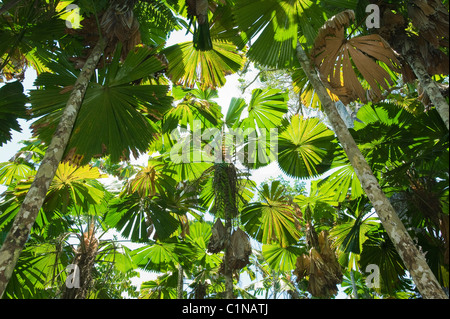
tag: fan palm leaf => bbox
[311,10,401,105]
[0,81,28,146]
[241,181,302,247]
[162,40,245,89]
[0,161,34,186]
[292,67,340,110]
[262,244,304,272]
[277,115,336,179]
[11,162,107,214]
[232,0,325,68]
[130,238,196,272]
[30,46,173,165]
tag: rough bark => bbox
[62,228,99,299]
[224,215,234,299]
[402,43,449,130]
[177,263,184,299]
[0,38,106,298]
[296,43,448,299]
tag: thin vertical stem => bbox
[295,42,447,299]
[0,38,106,298]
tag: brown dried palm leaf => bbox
[294,230,343,298]
[317,231,342,286]
[66,0,141,65]
[415,37,450,76]
[312,10,401,105]
[307,246,342,298]
[305,222,319,249]
[100,0,141,59]
[294,254,310,281]
[64,225,99,299]
[408,0,449,49]
[228,228,252,270]
[207,218,227,253]
[307,249,328,297]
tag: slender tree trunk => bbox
[296,43,448,299]
[0,38,106,298]
[177,263,184,299]
[224,214,233,299]
[272,271,278,299]
[350,270,359,299]
[402,45,449,130]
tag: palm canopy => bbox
[0,81,28,146]
[30,45,173,165]
[232,0,325,68]
[0,0,448,300]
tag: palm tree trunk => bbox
[272,271,278,299]
[296,43,448,299]
[350,270,359,299]
[224,214,234,299]
[177,263,184,299]
[402,45,449,130]
[0,37,106,298]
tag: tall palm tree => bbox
[0,141,137,298]
[373,0,449,130]
[294,20,446,300]
[0,36,106,297]
[230,0,447,298]
[0,0,173,297]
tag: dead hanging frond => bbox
[294,229,343,298]
[312,10,401,105]
[305,222,319,249]
[66,0,141,67]
[100,0,141,59]
[315,9,355,42]
[207,219,227,254]
[376,6,449,83]
[228,228,252,271]
[63,223,99,299]
[406,0,449,76]
[407,0,449,49]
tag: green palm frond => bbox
[241,181,302,247]
[163,40,245,89]
[0,81,28,146]
[360,227,410,295]
[294,180,338,222]
[241,88,289,130]
[11,161,107,214]
[330,207,378,255]
[131,238,196,272]
[135,0,182,46]
[233,0,325,68]
[225,97,247,129]
[0,161,35,186]
[277,115,337,179]
[292,67,340,110]
[186,221,223,268]
[124,158,176,198]
[30,46,173,165]
[262,244,304,272]
[106,192,181,242]
[163,86,223,132]
[319,154,364,202]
